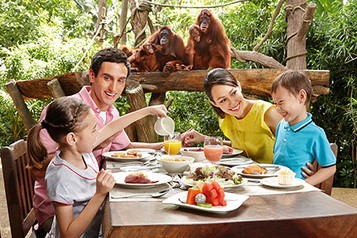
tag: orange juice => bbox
[164,140,182,155]
[204,145,223,162]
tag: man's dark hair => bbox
[90,48,131,78]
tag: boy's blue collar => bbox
[284,113,312,132]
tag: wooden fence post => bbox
[47,78,65,98]
[5,80,36,130]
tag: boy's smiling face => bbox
[272,85,308,126]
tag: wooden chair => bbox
[1,139,37,237]
[313,143,338,195]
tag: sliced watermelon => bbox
[211,180,221,191]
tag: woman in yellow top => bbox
[181,68,282,164]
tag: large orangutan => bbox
[188,9,231,70]
[128,43,161,72]
[147,26,190,72]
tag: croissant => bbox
[242,165,267,174]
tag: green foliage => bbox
[0,0,92,49]
[307,1,357,187]
[167,91,222,137]
[0,0,99,146]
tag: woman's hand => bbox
[181,128,206,147]
[96,169,115,197]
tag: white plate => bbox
[217,156,253,166]
[113,172,172,188]
[102,151,151,162]
[260,177,305,189]
[162,192,249,214]
[222,148,244,158]
[180,176,247,189]
[231,164,281,178]
[126,148,156,154]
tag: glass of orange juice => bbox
[164,133,182,155]
[204,136,223,163]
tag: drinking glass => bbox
[204,136,223,163]
[164,132,182,155]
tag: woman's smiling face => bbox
[210,84,246,118]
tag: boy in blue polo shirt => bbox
[271,70,336,185]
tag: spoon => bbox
[111,189,170,199]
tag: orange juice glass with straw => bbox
[164,133,181,155]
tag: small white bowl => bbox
[278,172,295,185]
[158,155,195,174]
[181,147,206,162]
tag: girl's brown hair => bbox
[271,70,312,107]
[27,97,90,180]
[204,68,240,118]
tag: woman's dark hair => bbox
[90,48,131,78]
[204,68,240,118]
[271,70,312,107]
[27,97,91,180]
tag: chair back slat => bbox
[313,143,337,195]
[1,139,36,237]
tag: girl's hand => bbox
[147,105,168,117]
[96,169,115,197]
[181,128,205,147]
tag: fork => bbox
[251,167,280,175]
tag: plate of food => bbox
[112,172,172,188]
[217,156,254,166]
[221,146,243,158]
[162,191,249,214]
[231,164,281,178]
[260,177,305,189]
[102,150,151,162]
[181,165,246,188]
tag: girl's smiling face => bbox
[210,84,247,118]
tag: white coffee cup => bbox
[154,117,175,136]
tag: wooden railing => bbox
[5,69,330,142]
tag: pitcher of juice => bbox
[154,117,175,137]
[164,133,181,155]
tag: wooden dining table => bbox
[102,160,357,238]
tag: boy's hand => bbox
[301,162,316,178]
[96,169,115,196]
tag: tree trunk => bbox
[125,83,156,142]
[286,0,309,69]
[119,0,129,45]
[129,0,151,47]
[96,0,108,47]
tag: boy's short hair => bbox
[90,48,131,78]
[271,70,312,106]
